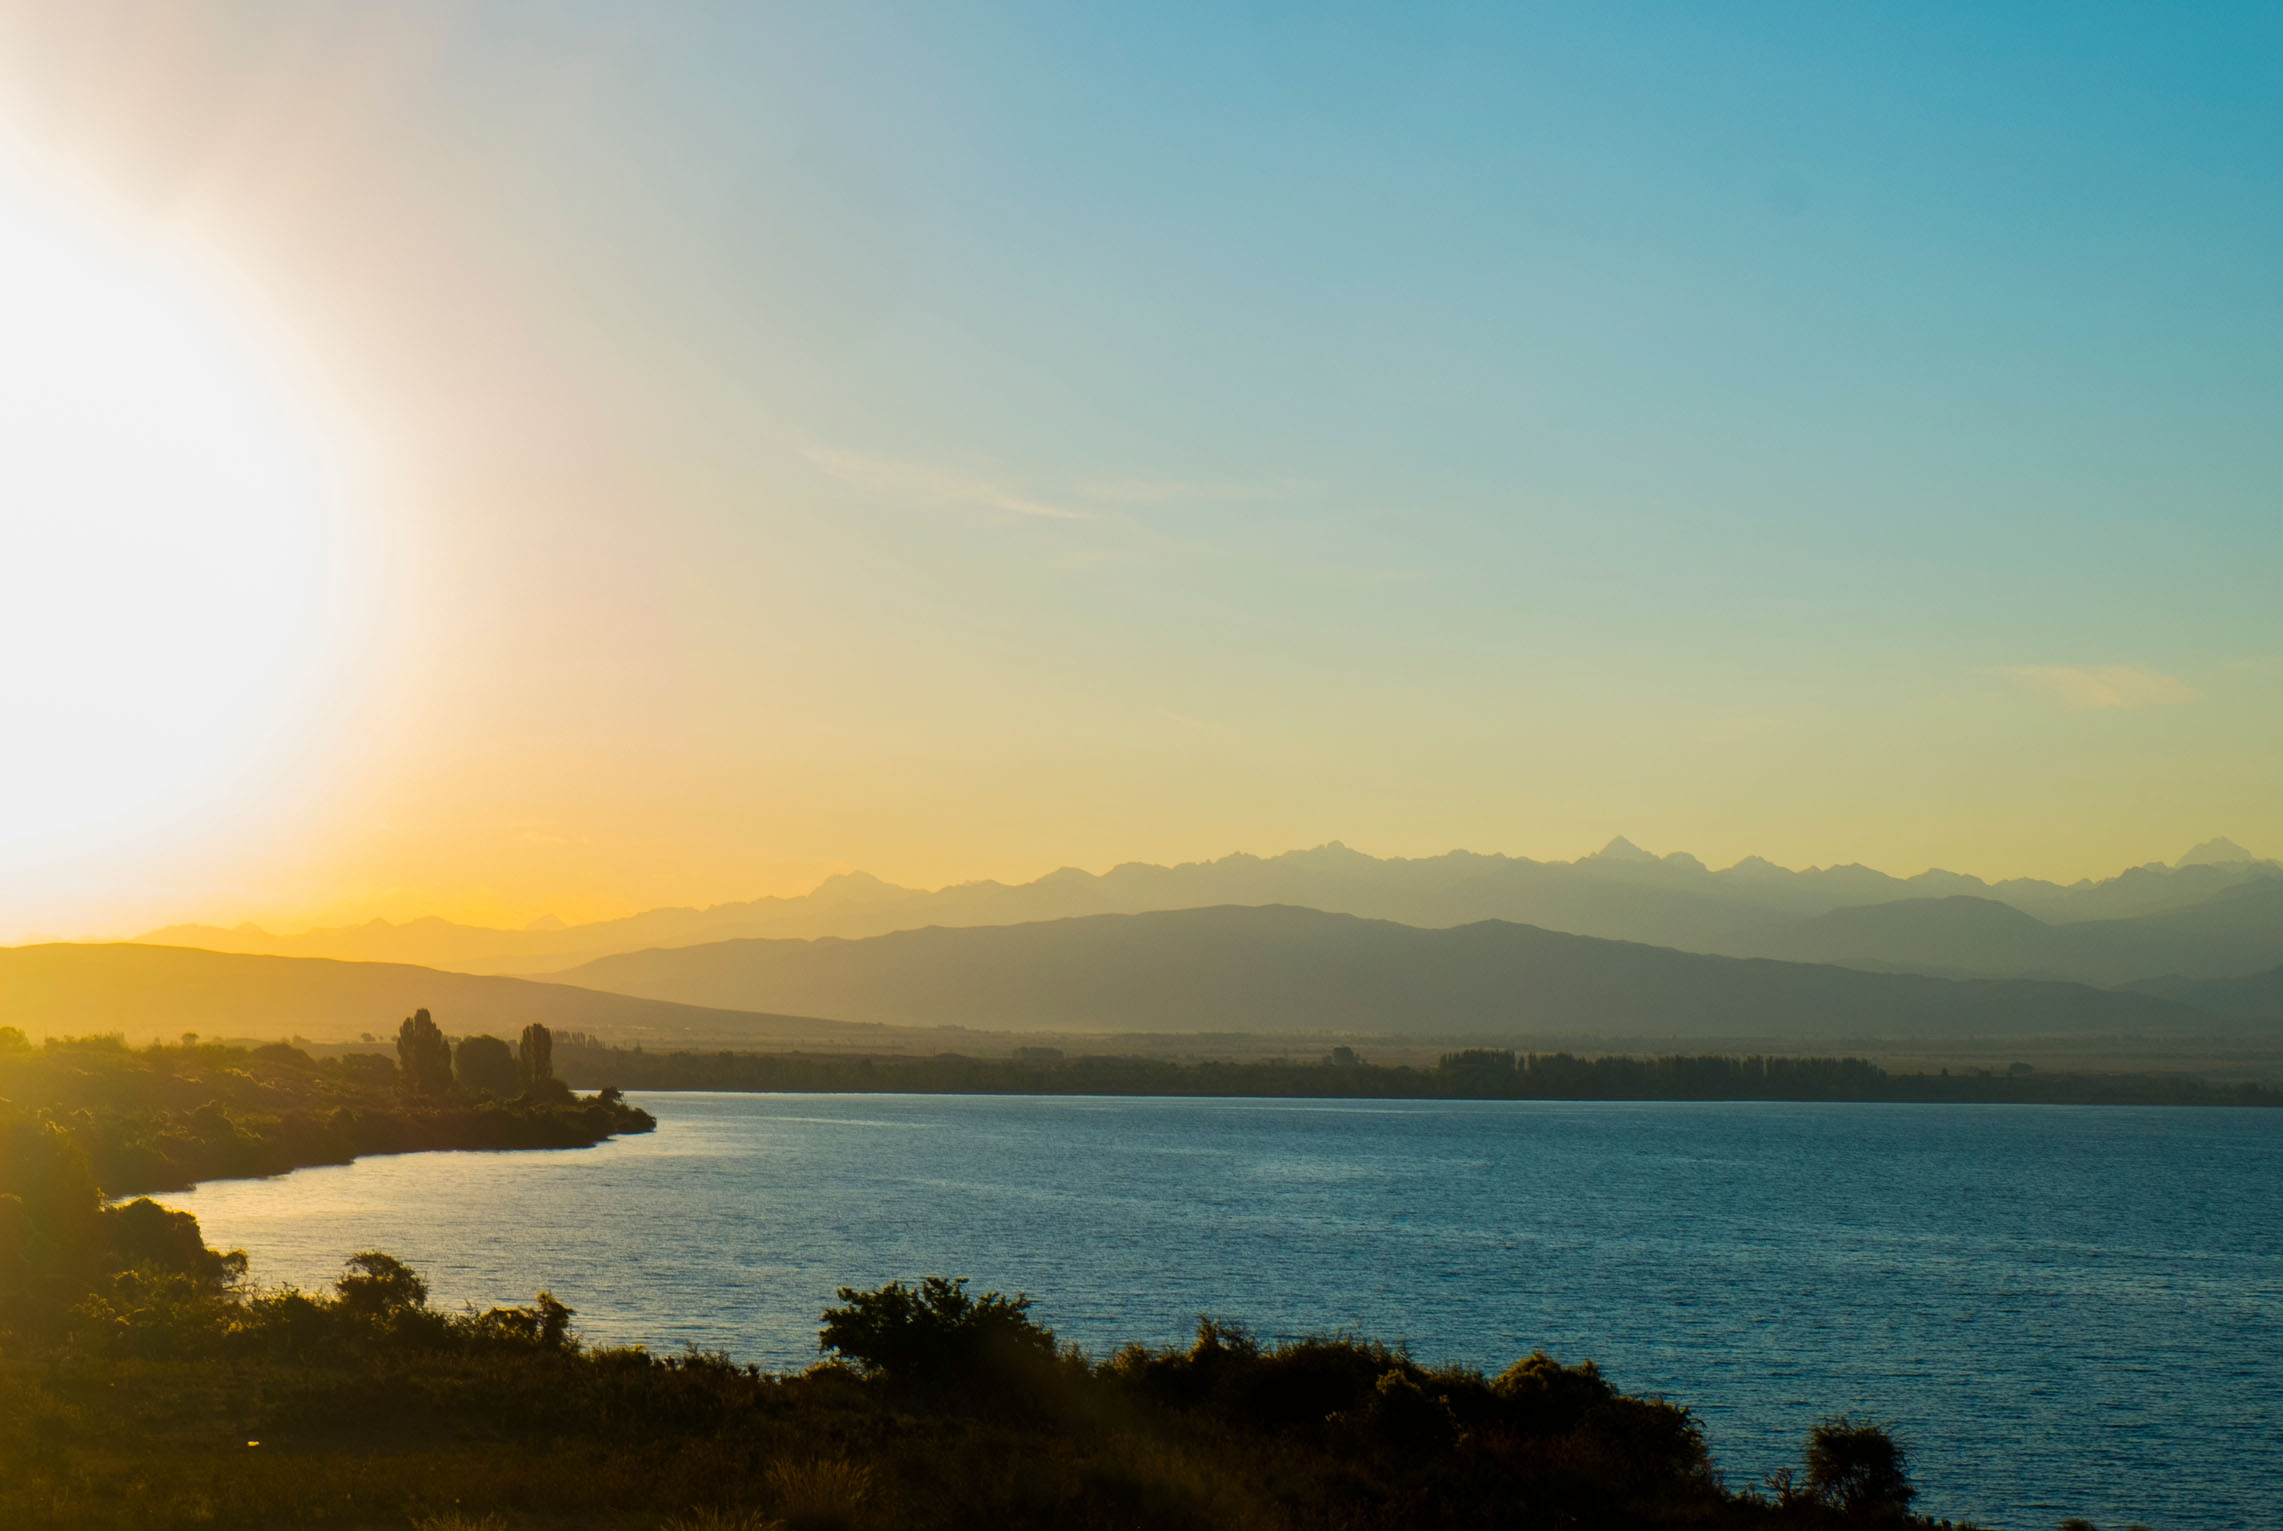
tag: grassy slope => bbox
[0,942,877,1047]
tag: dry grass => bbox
[660,1510,786,1531]
[766,1458,872,1530]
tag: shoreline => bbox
[560,1042,2283,1109]
[1,1034,657,1199]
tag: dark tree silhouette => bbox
[454,1034,520,1099]
[517,1022,554,1092]
[336,1250,429,1319]
[1804,1415,1916,1515]
[395,1010,454,1098]
[0,1101,105,1317]
[820,1275,1055,1389]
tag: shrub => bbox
[102,1196,246,1286]
[69,1266,237,1357]
[335,1250,429,1319]
[473,1290,576,1347]
[1804,1415,1916,1515]
[819,1275,1055,1392]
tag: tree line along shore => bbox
[0,1017,653,1196]
[2,1022,2269,1218]
[556,1040,2282,1108]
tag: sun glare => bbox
[0,159,354,859]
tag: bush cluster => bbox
[5,1229,1982,1531]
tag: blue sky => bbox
[551,0,2282,657]
[1,1,2277,930]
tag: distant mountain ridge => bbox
[140,838,2281,978]
[1712,880,2283,985]
[2124,964,2283,1023]
[548,904,2217,1043]
[0,943,882,1047]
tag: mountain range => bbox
[141,837,2283,983]
[1714,878,2283,984]
[548,904,2218,1042]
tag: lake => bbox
[158,1093,2282,1529]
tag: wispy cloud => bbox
[1075,476,1299,507]
[2002,664,2197,710]
[803,448,1097,521]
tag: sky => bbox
[0,1,2278,939]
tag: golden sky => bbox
[3,4,2277,941]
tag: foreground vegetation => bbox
[0,1022,652,1196]
[1,1216,1979,1530]
[0,1029,2114,1528]
[558,1041,2282,1107]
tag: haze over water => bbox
[164,1093,2283,1530]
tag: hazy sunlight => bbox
[1,12,2277,1530]
[0,158,347,857]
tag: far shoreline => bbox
[560,1042,2283,1109]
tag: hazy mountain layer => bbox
[141,839,2280,976]
[549,905,2215,1041]
[0,944,880,1047]
[2124,966,2283,1023]
[1715,880,2283,985]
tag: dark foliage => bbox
[1804,1416,1918,1516]
[454,1032,521,1098]
[519,1020,556,1093]
[555,1041,2281,1107]
[0,1228,2013,1531]
[0,1032,654,1200]
[396,1007,455,1098]
[0,1097,105,1316]
[821,1275,1058,1396]
[335,1250,429,1319]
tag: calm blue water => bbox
[159,1094,2282,1529]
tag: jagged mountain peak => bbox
[808,871,920,905]
[2176,837,2256,868]
[121,838,2283,985]
[1281,841,1379,866]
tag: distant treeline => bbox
[0,1023,654,1197]
[559,1041,2282,1107]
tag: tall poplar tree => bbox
[395,1009,453,1098]
[517,1022,554,1093]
